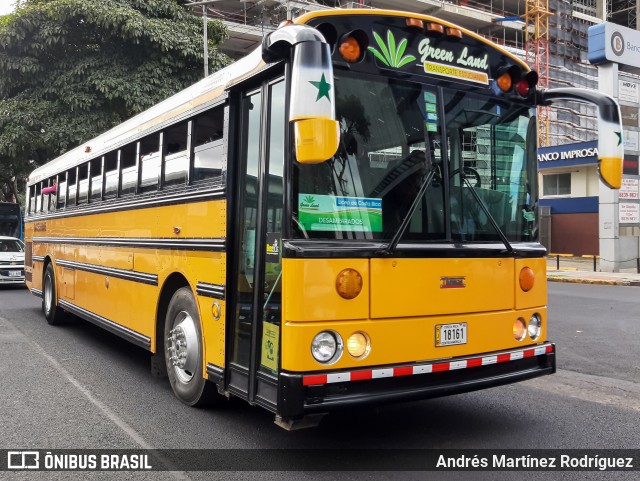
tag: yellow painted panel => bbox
[61,268,75,300]
[198,297,226,368]
[370,258,514,318]
[24,199,227,360]
[283,258,369,321]
[36,200,226,239]
[514,258,547,310]
[281,307,547,372]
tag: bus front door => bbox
[228,78,285,412]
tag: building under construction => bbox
[193,0,639,149]
[190,1,640,261]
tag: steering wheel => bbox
[449,166,481,188]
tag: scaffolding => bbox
[189,0,630,148]
[524,0,552,146]
[608,0,637,29]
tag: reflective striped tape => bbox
[302,344,554,386]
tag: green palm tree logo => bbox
[368,30,416,69]
[303,195,316,204]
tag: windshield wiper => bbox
[381,167,437,256]
[460,175,513,254]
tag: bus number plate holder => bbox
[435,323,467,347]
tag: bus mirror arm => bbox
[262,24,328,63]
[537,87,623,189]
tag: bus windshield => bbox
[293,72,538,243]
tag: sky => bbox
[0,1,15,16]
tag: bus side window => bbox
[48,177,57,211]
[104,151,119,198]
[140,133,161,192]
[67,169,77,207]
[193,106,224,183]
[57,174,67,209]
[90,157,103,201]
[42,181,51,213]
[164,122,188,187]
[78,163,89,205]
[120,143,137,196]
[29,185,36,213]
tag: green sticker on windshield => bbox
[298,194,382,232]
[424,91,436,103]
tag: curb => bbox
[547,276,640,287]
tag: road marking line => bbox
[0,316,190,480]
[524,369,640,413]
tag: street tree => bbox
[0,0,229,203]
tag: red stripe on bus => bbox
[467,358,483,368]
[523,349,535,358]
[394,366,413,377]
[546,345,554,353]
[303,374,327,386]
[432,362,450,372]
[497,354,511,363]
[350,370,373,381]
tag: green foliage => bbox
[0,0,230,198]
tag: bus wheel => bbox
[164,287,216,406]
[43,263,64,325]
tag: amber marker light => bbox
[445,27,463,39]
[336,268,363,299]
[519,266,535,292]
[497,72,512,92]
[406,18,424,29]
[427,23,445,34]
[339,36,361,62]
[347,332,371,359]
[513,318,527,341]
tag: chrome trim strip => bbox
[25,186,225,222]
[196,282,225,299]
[31,288,43,298]
[56,259,158,286]
[32,236,225,252]
[58,299,151,350]
[32,255,45,262]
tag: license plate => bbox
[8,270,21,277]
[435,322,467,347]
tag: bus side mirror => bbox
[293,118,340,163]
[538,87,623,189]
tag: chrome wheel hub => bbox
[167,311,199,383]
[44,275,52,314]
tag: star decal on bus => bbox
[615,131,622,146]
[309,74,331,102]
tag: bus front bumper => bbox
[278,343,555,420]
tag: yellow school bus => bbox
[24,9,623,429]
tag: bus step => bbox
[274,413,327,431]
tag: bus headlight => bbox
[513,318,527,341]
[528,314,542,340]
[347,332,370,359]
[311,331,343,364]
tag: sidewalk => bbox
[546,255,640,286]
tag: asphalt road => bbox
[0,283,638,480]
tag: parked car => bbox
[0,236,25,285]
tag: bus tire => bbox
[42,263,65,325]
[164,287,216,407]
